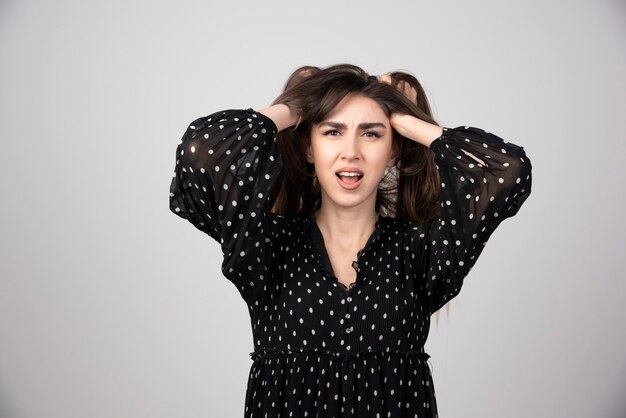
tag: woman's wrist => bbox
[258,104,299,132]
[390,114,443,148]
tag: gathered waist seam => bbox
[249,347,431,362]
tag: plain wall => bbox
[1,0,625,417]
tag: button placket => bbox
[344,295,354,338]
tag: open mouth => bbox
[335,170,364,189]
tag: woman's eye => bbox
[323,130,341,136]
[363,131,382,138]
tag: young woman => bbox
[169,64,532,417]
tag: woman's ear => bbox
[305,144,314,164]
[387,140,400,167]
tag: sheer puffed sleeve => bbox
[412,126,532,314]
[169,109,282,305]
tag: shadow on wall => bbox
[0,385,18,418]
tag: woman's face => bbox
[307,94,397,213]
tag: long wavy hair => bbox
[269,64,441,225]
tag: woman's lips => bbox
[335,169,364,190]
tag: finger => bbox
[378,72,392,84]
[400,82,418,104]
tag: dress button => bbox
[346,327,353,334]
[346,297,352,303]
[345,313,351,319]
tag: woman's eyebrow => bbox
[359,122,386,130]
[319,121,387,130]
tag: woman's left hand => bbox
[378,72,443,147]
[378,72,418,105]
[389,113,443,148]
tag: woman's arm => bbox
[169,109,283,306]
[408,124,533,314]
[389,113,443,148]
[390,114,486,164]
[258,103,300,132]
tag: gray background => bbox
[1,0,624,417]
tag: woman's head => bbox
[305,93,398,215]
[269,64,441,223]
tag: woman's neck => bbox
[313,205,378,252]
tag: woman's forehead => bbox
[321,94,388,123]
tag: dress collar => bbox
[301,215,389,281]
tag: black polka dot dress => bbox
[169,109,532,417]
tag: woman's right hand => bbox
[258,104,300,132]
[264,66,320,131]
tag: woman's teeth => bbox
[336,172,363,184]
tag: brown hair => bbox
[269,64,441,224]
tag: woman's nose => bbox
[341,136,360,160]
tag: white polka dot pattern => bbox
[169,109,532,417]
